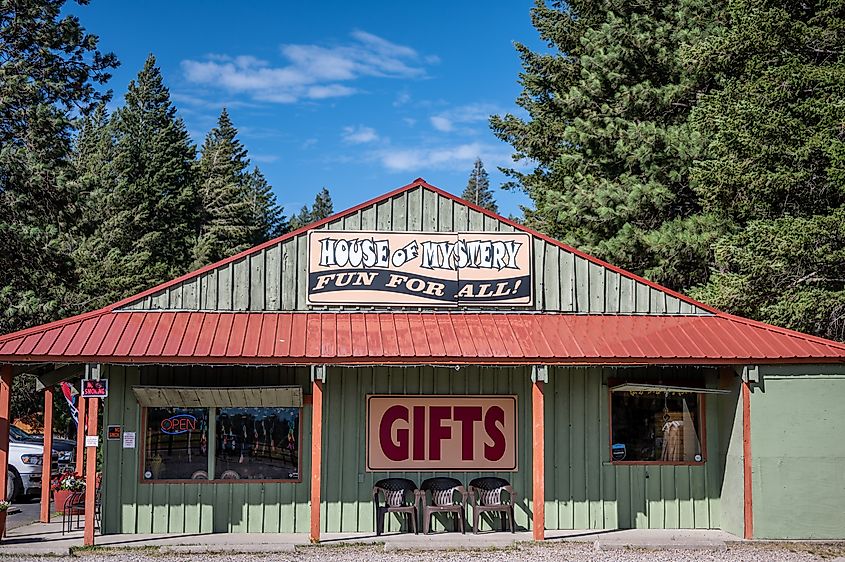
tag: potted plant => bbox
[51,470,85,514]
[0,500,10,540]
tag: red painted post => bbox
[742,381,753,540]
[40,386,54,523]
[75,394,86,474]
[532,379,545,540]
[310,379,323,543]
[0,365,12,502]
[83,397,99,546]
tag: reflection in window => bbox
[215,407,300,480]
[144,407,209,480]
[610,392,703,463]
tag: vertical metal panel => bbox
[102,365,313,534]
[119,186,711,315]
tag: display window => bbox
[214,407,300,480]
[143,407,210,480]
[141,405,301,483]
[609,387,707,464]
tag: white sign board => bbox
[85,435,99,448]
[123,431,136,449]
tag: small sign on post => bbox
[82,379,108,399]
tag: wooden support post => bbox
[0,365,12,502]
[742,381,753,540]
[83,396,99,546]
[40,386,54,523]
[75,394,86,474]
[310,373,324,543]
[531,365,546,541]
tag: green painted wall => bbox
[119,186,709,315]
[101,365,314,533]
[715,372,743,538]
[751,366,845,539]
[101,363,727,534]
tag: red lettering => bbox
[379,405,409,461]
[428,406,452,461]
[413,406,426,460]
[484,406,506,461]
[453,406,482,461]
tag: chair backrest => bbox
[374,477,418,507]
[420,477,463,506]
[469,476,511,505]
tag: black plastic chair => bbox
[467,477,516,533]
[372,478,420,535]
[419,477,467,534]
[61,491,85,535]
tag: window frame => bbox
[607,383,708,466]
[139,405,304,484]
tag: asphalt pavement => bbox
[5,497,42,531]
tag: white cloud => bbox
[371,142,512,172]
[182,30,434,104]
[342,125,379,144]
[429,103,500,133]
[430,115,453,132]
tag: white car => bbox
[7,427,67,502]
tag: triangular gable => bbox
[115,178,713,315]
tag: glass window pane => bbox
[215,407,300,480]
[610,392,703,462]
[144,407,209,480]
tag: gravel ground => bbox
[4,543,845,562]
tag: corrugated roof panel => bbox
[241,313,263,358]
[1,310,845,365]
[257,314,278,358]
[422,315,445,357]
[365,314,384,357]
[209,314,233,357]
[192,313,219,357]
[128,313,160,357]
[15,332,45,356]
[80,315,116,357]
[378,313,400,358]
[30,326,62,356]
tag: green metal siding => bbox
[101,365,313,534]
[119,186,709,315]
[101,363,726,534]
[750,366,845,539]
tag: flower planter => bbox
[0,511,6,540]
[53,489,74,514]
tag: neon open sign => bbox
[160,414,197,435]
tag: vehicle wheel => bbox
[6,466,22,502]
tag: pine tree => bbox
[491,0,726,290]
[462,158,498,213]
[311,187,334,222]
[78,54,197,307]
[688,0,845,340]
[245,166,286,243]
[0,0,117,333]
[288,205,312,231]
[288,188,334,230]
[192,108,254,267]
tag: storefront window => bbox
[144,407,209,480]
[610,392,703,463]
[214,407,300,480]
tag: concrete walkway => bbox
[0,518,740,556]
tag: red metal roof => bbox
[1,310,844,365]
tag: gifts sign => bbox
[307,231,533,306]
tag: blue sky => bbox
[70,1,543,217]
